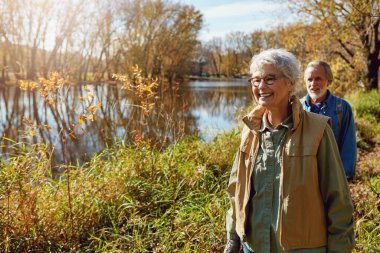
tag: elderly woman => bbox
[224,49,355,253]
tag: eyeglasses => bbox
[248,74,287,87]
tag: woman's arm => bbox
[317,125,355,253]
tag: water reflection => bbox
[0,80,251,165]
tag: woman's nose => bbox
[258,79,267,87]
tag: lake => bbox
[0,80,252,165]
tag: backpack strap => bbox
[336,98,343,129]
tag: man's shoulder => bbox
[304,110,331,124]
[327,92,352,109]
[302,111,331,138]
[332,94,353,111]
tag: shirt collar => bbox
[242,95,301,133]
[259,111,294,132]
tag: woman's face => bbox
[250,64,293,110]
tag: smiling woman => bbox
[224,48,355,253]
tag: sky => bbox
[178,0,297,41]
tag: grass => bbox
[347,90,380,253]
[0,131,240,252]
[0,90,379,252]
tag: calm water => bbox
[0,80,252,165]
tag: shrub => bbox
[355,90,380,122]
[346,90,380,147]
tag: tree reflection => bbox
[0,81,251,166]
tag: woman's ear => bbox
[286,80,295,90]
[288,80,295,86]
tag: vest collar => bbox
[242,95,302,133]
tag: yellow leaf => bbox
[87,114,94,122]
[78,115,86,124]
[48,98,56,105]
[87,102,100,113]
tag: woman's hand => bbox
[223,239,241,253]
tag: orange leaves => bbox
[23,117,52,133]
[87,102,101,114]
[19,72,67,106]
[20,73,100,144]
[43,125,52,131]
[23,116,34,127]
[19,80,39,91]
[37,72,67,105]
[18,73,103,151]
[130,130,144,143]
[78,87,95,103]
[113,66,159,115]
[77,86,102,124]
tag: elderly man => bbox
[301,61,357,180]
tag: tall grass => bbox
[346,90,380,149]
[353,175,380,253]
[347,90,380,252]
[0,131,240,252]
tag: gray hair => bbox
[305,61,334,83]
[249,48,300,93]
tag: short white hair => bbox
[250,48,300,93]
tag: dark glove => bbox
[223,239,241,253]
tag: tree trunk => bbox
[365,19,379,90]
[366,55,379,90]
[28,46,37,80]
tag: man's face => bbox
[304,65,329,103]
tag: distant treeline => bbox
[0,0,378,90]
